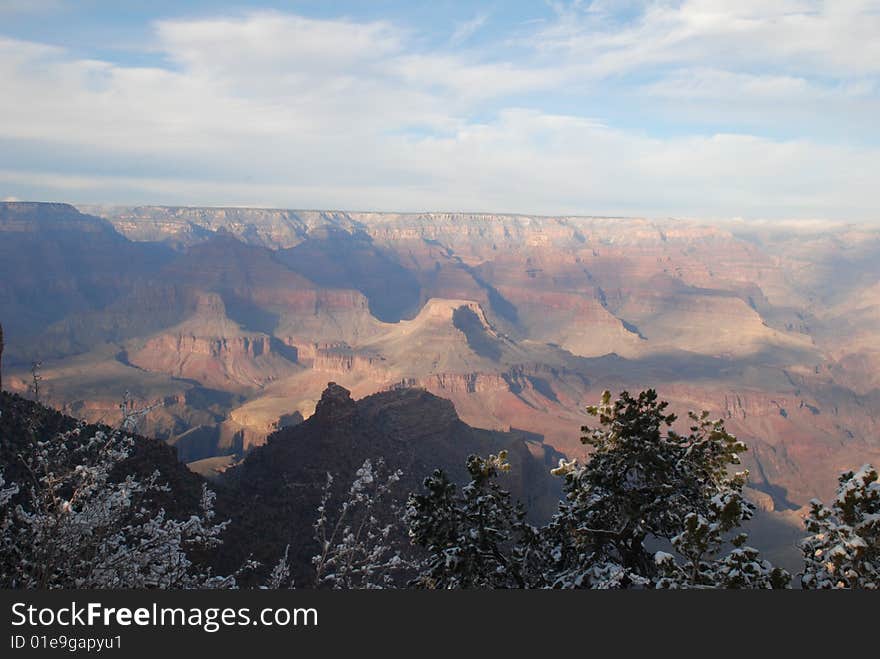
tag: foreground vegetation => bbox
[0,389,876,589]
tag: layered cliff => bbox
[128,292,300,390]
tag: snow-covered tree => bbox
[654,519,789,589]
[310,458,411,589]
[406,451,545,588]
[801,464,879,589]
[544,390,787,588]
[0,421,247,589]
[406,390,788,589]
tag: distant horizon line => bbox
[0,199,866,228]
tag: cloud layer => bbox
[0,2,878,221]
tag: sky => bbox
[0,0,878,221]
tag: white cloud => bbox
[451,13,490,45]
[4,109,877,221]
[644,69,815,100]
[156,12,404,80]
[638,67,880,133]
[0,7,878,221]
[534,0,880,77]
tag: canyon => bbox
[1,201,879,565]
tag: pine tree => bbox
[407,390,789,589]
[801,464,879,589]
[406,451,544,588]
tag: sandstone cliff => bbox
[128,292,300,390]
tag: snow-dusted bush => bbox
[309,458,412,589]
[654,523,789,589]
[801,464,879,589]
[0,421,244,589]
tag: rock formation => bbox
[127,292,300,390]
[219,382,564,582]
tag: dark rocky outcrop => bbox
[217,382,563,584]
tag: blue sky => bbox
[1,1,878,220]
